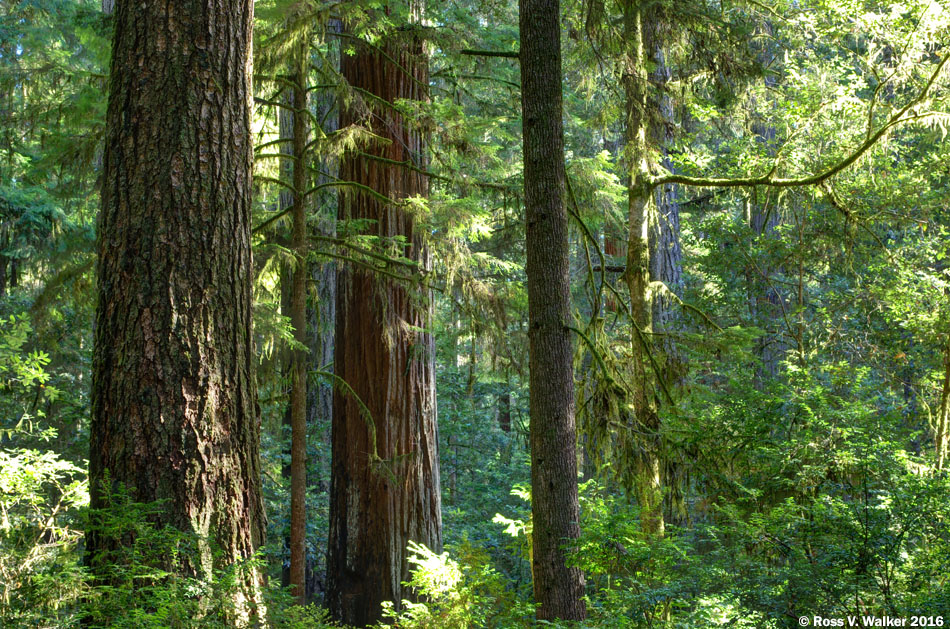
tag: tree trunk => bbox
[622,0,665,539]
[746,23,787,384]
[278,86,294,591]
[288,38,310,606]
[936,338,950,470]
[648,44,683,376]
[497,390,511,432]
[88,0,264,620]
[326,29,442,627]
[746,191,786,384]
[647,43,688,527]
[520,0,586,618]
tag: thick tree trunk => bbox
[520,0,586,619]
[88,0,264,620]
[326,30,442,628]
[647,44,688,527]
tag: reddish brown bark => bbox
[326,30,441,627]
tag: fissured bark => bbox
[88,0,264,618]
[326,30,442,627]
[520,0,587,618]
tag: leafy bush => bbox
[381,539,526,628]
[0,447,88,627]
[0,314,339,628]
[0,314,88,627]
[83,485,341,628]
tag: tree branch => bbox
[651,51,950,190]
[459,48,520,59]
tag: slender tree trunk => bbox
[936,338,950,470]
[88,0,264,620]
[497,390,512,432]
[326,28,442,628]
[0,228,8,298]
[276,39,310,603]
[622,0,665,539]
[288,38,310,605]
[747,190,786,384]
[520,0,586,618]
[278,87,294,590]
[746,23,787,384]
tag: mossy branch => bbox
[651,51,950,190]
[312,369,409,485]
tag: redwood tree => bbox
[520,0,587,618]
[326,28,442,627]
[88,0,264,616]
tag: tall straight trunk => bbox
[288,38,310,605]
[520,0,586,619]
[309,19,342,436]
[326,28,441,628]
[648,45,683,374]
[278,77,295,591]
[647,43,687,526]
[88,0,264,619]
[622,0,665,538]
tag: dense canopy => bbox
[1,0,949,626]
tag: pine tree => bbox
[520,0,586,617]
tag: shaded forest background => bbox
[1,0,950,626]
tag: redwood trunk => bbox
[88,0,264,618]
[326,31,442,627]
[648,45,683,375]
[520,0,586,618]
